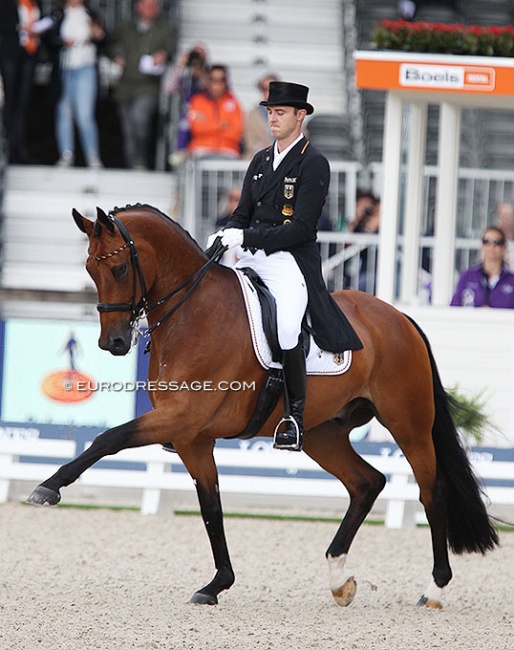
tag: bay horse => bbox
[28,204,498,609]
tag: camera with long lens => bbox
[187,50,204,67]
[353,205,374,233]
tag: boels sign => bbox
[399,63,495,91]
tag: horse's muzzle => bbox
[98,331,131,356]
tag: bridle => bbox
[89,213,226,347]
[92,216,148,321]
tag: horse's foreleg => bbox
[27,412,162,506]
[178,441,235,605]
[303,420,386,607]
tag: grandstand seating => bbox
[412,2,462,23]
[4,0,514,299]
[307,114,357,161]
[178,0,347,115]
[1,166,176,293]
[464,0,513,26]
[475,110,514,170]
[0,105,6,227]
[26,0,514,173]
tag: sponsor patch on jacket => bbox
[282,204,294,217]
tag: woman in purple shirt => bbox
[451,226,514,308]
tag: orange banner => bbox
[355,52,514,96]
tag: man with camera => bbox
[164,44,210,162]
[346,190,380,292]
[349,189,378,234]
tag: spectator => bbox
[0,0,42,164]
[109,0,177,170]
[347,189,377,233]
[187,64,244,160]
[357,198,380,292]
[495,200,514,265]
[450,226,514,308]
[43,0,105,169]
[164,42,209,165]
[345,190,380,292]
[214,185,242,266]
[398,0,460,20]
[215,185,242,228]
[243,73,279,159]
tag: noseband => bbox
[90,213,226,345]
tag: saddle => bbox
[226,267,311,441]
[238,266,311,363]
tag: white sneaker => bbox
[88,154,103,170]
[56,151,74,167]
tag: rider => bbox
[207,81,362,451]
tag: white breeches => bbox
[235,249,308,350]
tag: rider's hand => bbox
[220,228,244,250]
[206,229,224,248]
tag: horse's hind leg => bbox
[398,440,451,609]
[303,417,386,607]
[376,397,452,608]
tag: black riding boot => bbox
[273,340,306,451]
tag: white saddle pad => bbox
[233,268,352,375]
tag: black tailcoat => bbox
[227,137,362,353]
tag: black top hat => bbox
[259,81,314,115]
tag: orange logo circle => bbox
[41,370,96,403]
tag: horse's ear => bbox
[96,206,115,233]
[72,208,93,235]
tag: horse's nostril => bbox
[110,336,130,356]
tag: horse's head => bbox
[74,206,158,356]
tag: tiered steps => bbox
[1,166,176,293]
[178,0,347,115]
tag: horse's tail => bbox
[406,315,499,555]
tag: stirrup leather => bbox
[273,415,302,451]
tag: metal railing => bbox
[180,158,363,245]
[179,158,514,301]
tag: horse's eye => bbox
[113,263,129,279]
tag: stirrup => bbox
[273,416,303,451]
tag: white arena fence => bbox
[1,437,513,528]
[180,159,514,298]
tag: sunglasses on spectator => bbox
[482,238,505,246]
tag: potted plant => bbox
[447,386,497,446]
[371,20,514,58]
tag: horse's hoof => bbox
[26,486,61,507]
[331,576,357,607]
[189,591,218,605]
[417,595,443,609]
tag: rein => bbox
[90,213,226,347]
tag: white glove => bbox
[206,229,224,248]
[220,228,244,250]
